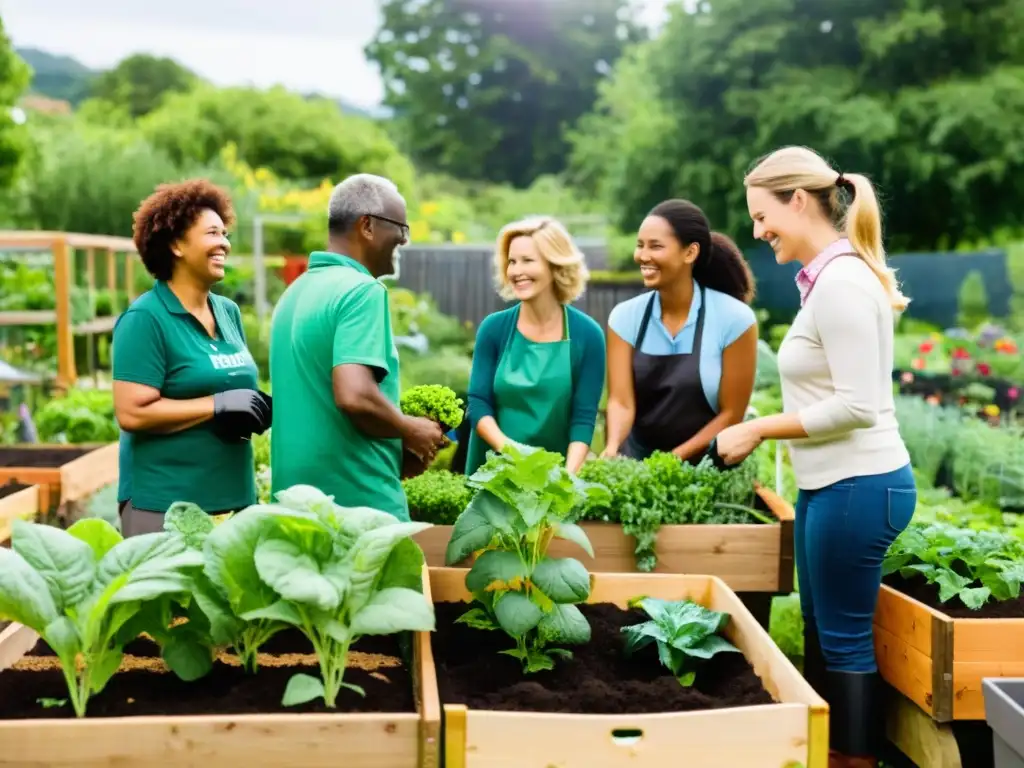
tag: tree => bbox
[139,85,416,190]
[0,19,31,192]
[89,53,200,118]
[569,0,1024,251]
[366,0,645,187]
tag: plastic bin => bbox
[982,678,1024,768]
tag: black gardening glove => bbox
[254,391,273,435]
[212,389,270,442]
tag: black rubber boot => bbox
[802,623,827,696]
[825,670,883,764]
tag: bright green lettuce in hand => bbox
[446,442,610,673]
[622,597,741,686]
[209,485,435,708]
[0,518,205,717]
[400,384,465,430]
[883,521,1024,609]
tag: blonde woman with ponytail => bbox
[716,146,914,768]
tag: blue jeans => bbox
[795,464,917,672]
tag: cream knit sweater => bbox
[777,254,910,490]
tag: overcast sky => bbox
[0,0,673,110]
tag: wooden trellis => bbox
[0,231,138,389]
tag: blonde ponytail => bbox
[744,147,909,312]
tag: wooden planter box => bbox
[0,586,442,767]
[429,566,828,768]
[0,442,118,513]
[0,484,40,544]
[874,584,1024,722]
[414,485,795,594]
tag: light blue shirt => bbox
[607,281,757,412]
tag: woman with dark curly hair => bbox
[113,179,271,536]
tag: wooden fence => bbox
[394,244,1013,330]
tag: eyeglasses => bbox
[368,214,410,239]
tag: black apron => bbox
[622,286,718,463]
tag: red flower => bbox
[952,347,971,360]
[911,358,926,370]
[919,341,934,353]
[977,362,992,376]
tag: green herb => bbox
[404,469,473,525]
[0,518,205,717]
[622,597,741,686]
[883,521,1024,609]
[204,485,435,708]
[400,384,465,430]
[445,442,610,672]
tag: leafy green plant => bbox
[622,597,741,686]
[445,442,610,672]
[0,517,206,717]
[404,469,473,524]
[400,384,465,430]
[33,388,119,444]
[883,521,1024,609]
[573,453,767,571]
[196,485,435,707]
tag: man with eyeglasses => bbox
[268,173,444,520]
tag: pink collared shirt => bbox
[795,238,857,306]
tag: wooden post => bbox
[86,248,96,385]
[52,237,76,389]
[106,248,117,314]
[124,248,135,302]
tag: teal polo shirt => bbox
[112,281,259,513]
[268,251,407,520]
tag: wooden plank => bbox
[416,564,442,768]
[0,310,56,326]
[952,660,1024,720]
[874,584,936,657]
[886,689,963,768]
[0,485,39,542]
[953,619,1024,663]
[52,237,76,387]
[59,442,119,504]
[430,568,826,768]
[873,623,937,717]
[0,231,135,252]
[415,521,783,592]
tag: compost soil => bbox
[0,447,92,468]
[0,481,29,500]
[885,574,1024,619]
[433,601,775,713]
[0,629,414,719]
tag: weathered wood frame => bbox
[0,570,442,767]
[0,483,40,543]
[430,567,828,768]
[0,442,118,514]
[414,485,795,594]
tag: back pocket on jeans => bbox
[887,488,917,534]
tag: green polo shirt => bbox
[269,251,407,520]
[112,281,259,514]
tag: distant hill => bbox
[17,46,388,120]
[17,46,96,105]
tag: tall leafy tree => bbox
[367,0,645,187]
[570,0,1024,251]
[89,53,199,118]
[0,17,31,192]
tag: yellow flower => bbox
[452,230,467,244]
[421,201,440,217]
[984,404,1000,416]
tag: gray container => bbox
[983,678,1024,768]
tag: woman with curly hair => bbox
[465,216,605,475]
[602,199,758,464]
[113,179,271,536]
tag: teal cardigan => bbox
[467,304,606,446]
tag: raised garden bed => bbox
[429,567,827,768]
[873,582,1024,723]
[0,621,440,767]
[0,442,118,513]
[414,484,794,594]
[0,481,39,544]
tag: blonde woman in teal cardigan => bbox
[465,216,606,475]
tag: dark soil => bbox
[0,447,93,468]
[0,629,414,720]
[885,574,1024,619]
[433,601,775,714]
[0,481,29,500]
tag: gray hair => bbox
[327,173,404,235]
